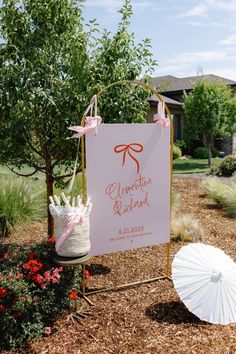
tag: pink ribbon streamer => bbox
[55,213,82,252]
[153,100,170,127]
[68,116,102,138]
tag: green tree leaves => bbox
[183,80,236,165]
[0,0,157,234]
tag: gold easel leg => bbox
[82,263,86,296]
[163,242,172,280]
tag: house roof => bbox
[152,74,236,94]
[148,94,183,107]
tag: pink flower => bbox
[33,296,39,302]
[51,276,59,284]
[44,327,52,335]
[7,273,14,279]
[17,273,23,279]
[44,271,51,280]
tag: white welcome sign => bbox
[86,123,170,256]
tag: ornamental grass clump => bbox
[202,177,236,217]
[202,177,227,205]
[171,214,203,242]
[0,238,83,350]
[170,189,203,242]
[0,176,46,237]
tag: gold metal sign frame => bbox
[54,80,174,305]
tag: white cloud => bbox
[85,0,123,13]
[85,0,160,13]
[133,1,160,12]
[206,0,236,12]
[219,33,236,45]
[208,67,236,81]
[188,20,222,27]
[177,4,207,18]
[168,51,227,65]
[155,50,232,79]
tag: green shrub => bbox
[193,146,208,159]
[0,239,84,350]
[175,140,187,153]
[193,146,219,159]
[216,155,236,176]
[0,177,46,237]
[173,145,182,160]
[211,147,219,158]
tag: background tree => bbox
[0,0,157,235]
[183,80,236,166]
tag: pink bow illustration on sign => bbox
[153,100,170,127]
[68,115,102,138]
[114,143,144,174]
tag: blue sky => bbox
[83,0,236,80]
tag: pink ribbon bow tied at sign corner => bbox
[68,115,102,139]
[153,100,170,127]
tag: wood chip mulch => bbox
[2,177,236,354]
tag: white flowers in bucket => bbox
[49,193,92,258]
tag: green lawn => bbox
[172,157,220,174]
[0,164,83,196]
[1,158,221,178]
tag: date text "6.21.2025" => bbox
[119,225,144,235]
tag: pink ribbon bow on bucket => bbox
[55,213,82,252]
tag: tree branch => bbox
[53,166,81,180]
[24,133,44,158]
[6,165,39,177]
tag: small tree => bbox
[183,80,236,166]
[0,0,157,235]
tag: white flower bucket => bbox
[49,195,91,258]
[55,212,90,257]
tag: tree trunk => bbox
[45,171,54,237]
[44,151,54,237]
[203,133,212,167]
[207,144,212,167]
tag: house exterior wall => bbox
[221,136,236,156]
[146,104,184,141]
[146,81,236,155]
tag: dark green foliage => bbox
[193,147,209,159]
[211,147,219,158]
[175,140,187,154]
[216,155,236,176]
[193,147,219,159]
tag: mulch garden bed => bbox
[2,177,236,354]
